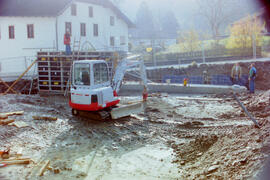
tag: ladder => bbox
[72,37,81,60]
[65,37,81,97]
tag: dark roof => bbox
[0,0,134,27]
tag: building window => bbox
[93,24,98,37]
[65,22,72,35]
[89,6,93,17]
[80,23,86,36]
[120,36,126,45]
[9,26,15,39]
[27,24,34,38]
[110,16,115,26]
[71,4,76,16]
[110,36,115,46]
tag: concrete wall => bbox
[120,83,246,95]
[142,60,270,90]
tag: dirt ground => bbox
[0,91,270,180]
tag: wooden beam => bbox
[4,59,37,95]
[0,119,15,125]
[0,159,31,165]
[1,158,29,162]
[39,160,50,176]
[0,111,24,117]
[32,116,57,121]
[0,114,8,120]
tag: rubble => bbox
[0,92,269,179]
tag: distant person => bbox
[231,63,242,85]
[64,30,71,55]
[248,63,257,93]
[203,70,210,84]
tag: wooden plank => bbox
[39,160,50,176]
[0,114,8,120]
[0,119,15,125]
[127,100,143,104]
[0,111,24,117]
[9,121,29,128]
[32,116,57,121]
[0,159,31,165]
[1,158,30,162]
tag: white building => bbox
[0,0,134,77]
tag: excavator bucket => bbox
[110,102,144,119]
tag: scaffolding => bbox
[37,51,118,94]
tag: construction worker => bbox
[231,63,242,85]
[142,86,148,118]
[142,86,148,101]
[203,70,210,84]
[248,63,257,93]
[64,29,71,55]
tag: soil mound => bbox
[246,90,270,118]
[172,135,218,165]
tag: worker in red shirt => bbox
[142,86,148,101]
[64,29,71,55]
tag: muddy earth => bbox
[0,91,270,180]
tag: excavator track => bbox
[72,109,111,120]
[72,102,144,120]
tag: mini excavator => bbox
[69,58,148,120]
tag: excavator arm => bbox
[109,57,148,119]
[112,58,148,93]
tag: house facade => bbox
[0,0,133,76]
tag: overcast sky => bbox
[117,0,260,27]
[118,0,197,21]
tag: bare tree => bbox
[197,0,239,39]
[178,29,201,53]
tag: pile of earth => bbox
[245,90,270,118]
[171,135,218,166]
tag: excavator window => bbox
[74,63,91,86]
[93,63,109,85]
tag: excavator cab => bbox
[69,60,120,115]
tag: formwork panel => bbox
[37,51,117,94]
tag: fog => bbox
[115,0,261,35]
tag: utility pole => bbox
[151,30,157,67]
[252,33,256,59]
[202,41,205,63]
[152,39,156,67]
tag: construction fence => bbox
[141,33,270,67]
